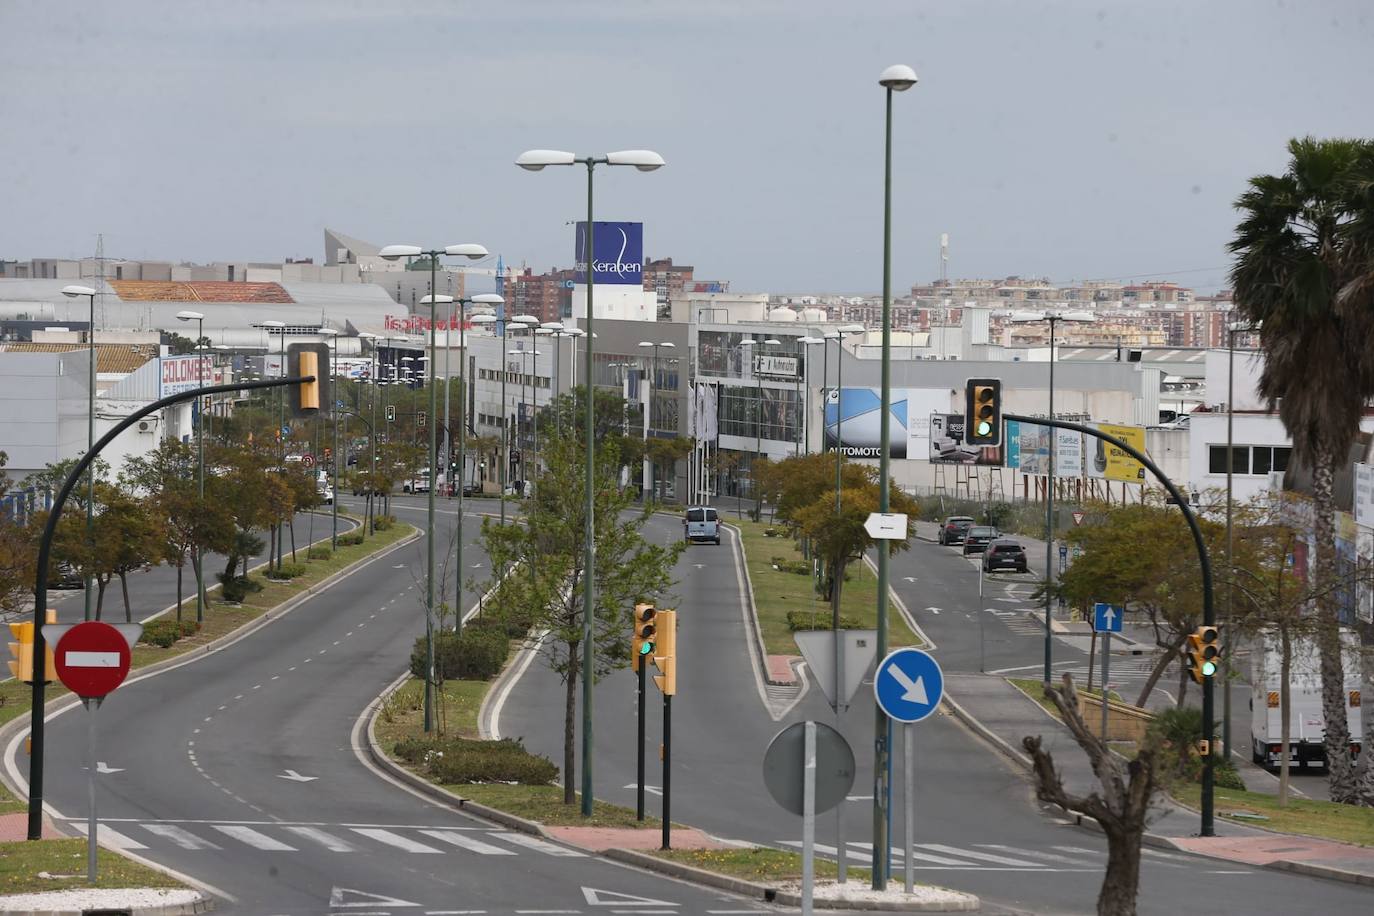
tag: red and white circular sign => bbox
[54,622,132,699]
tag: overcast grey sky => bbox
[3,0,1370,294]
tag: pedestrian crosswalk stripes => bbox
[777,839,1225,873]
[65,820,584,858]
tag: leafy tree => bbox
[1230,136,1374,803]
[0,453,33,612]
[472,432,683,807]
[100,488,165,621]
[644,436,693,502]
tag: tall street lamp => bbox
[177,309,207,624]
[471,314,531,524]
[1009,308,1093,684]
[637,340,676,501]
[1223,320,1257,758]
[61,285,97,622]
[379,243,489,734]
[517,146,665,816]
[752,338,782,518]
[261,320,287,569]
[319,327,340,549]
[829,324,866,510]
[798,336,825,455]
[873,63,916,891]
[511,314,541,487]
[423,295,456,501]
[358,332,380,536]
[544,323,567,432]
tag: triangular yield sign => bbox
[581,886,675,907]
[329,887,420,907]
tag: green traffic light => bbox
[639,641,654,656]
[1201,660,1217,677]
[976,420,992,436]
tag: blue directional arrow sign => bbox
[874,647,944,724]
[1094,602,1123,633]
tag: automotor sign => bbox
[160,355,214,397]
[574,221,643,285]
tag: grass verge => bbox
[0,522,414,732]
[1170,784,1374,846]
[1007,677,1122,718]
[0,839,183,894]
[651,847,869,883]
[729,519,921,655]
[459,785,660,829]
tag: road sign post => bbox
[874,648,944,893]
[1093,604,1122,741]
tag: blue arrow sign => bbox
[874,648,944,724]
[1094,602,1123,633]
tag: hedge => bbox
[786,609,862,632]
[410,628,509,682]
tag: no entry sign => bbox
[54,622,133,699]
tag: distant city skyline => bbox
[3,1,1370,296]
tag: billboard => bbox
[574,221,643,286]
[1355,462,1374,530]
[1085,422,1148,483]
[929,413,1002,465]
[827,388,1008,462]
[160,355,215,397]
[1005,420,1083,477]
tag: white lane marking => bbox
[350,827,444,854]
[978,844,1088,865]
[143,823,222,849]
[919,843,1043,866]
[70,822,147,849]
[213,825,298,851]
[419,829,517,855]
[491,832,585,856]
[253,684,261,690]
[285,825,357,852]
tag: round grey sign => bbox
[762,721,856,816]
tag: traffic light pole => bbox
[661,692,672,851]
[637,662,646,822]
[1003,413,1215,836]
[26,376,311,841]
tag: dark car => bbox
[961,525,999,555]
[47,562,85,590]
[938,516,975,546]
[983,539,1029,573]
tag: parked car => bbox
[684,506,721,545]
[982,539,1028,572]
[317,484,335,505]
[402,471,433,494]
[47,562,85,591]
[961,525,999,555]
[938,516,975,546]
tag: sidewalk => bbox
[943,671,1374,884]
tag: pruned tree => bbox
[1023,674,1160,916]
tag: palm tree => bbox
[1229,136,1374,804]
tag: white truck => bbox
[1248,627,1362,770]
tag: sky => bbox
[2,0,1371,295]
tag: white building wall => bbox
[1205,348,1266,410]
[0,351,91,482]
[570,285,656,322]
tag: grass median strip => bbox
[728,519,922,655]
[0,839,182,895]
[651,846,870,883]
[1169,784,1374,846]
[1007,677,1122,718]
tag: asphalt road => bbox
[500,513,1374,915]
[11,499,756,915]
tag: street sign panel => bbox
[1094,602,1123,633]
[874,647,944,724]
[864,512,908,540]
[793,629,878,710]
[52,622,139,699]
[1072,511,1086,526]
[302,454,315,468]
[762,721,855,816]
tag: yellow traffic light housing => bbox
[288,342,330,417]
[1185,624,1221,684]
[652,609,677,696]
[7,622,33,684]
[964,378,1002,447]
[632,603,656,674]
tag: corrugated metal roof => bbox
[0,342,158,374]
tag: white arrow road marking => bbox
[924,606,941,614]
[277,769,318,782]
[885,663,929,705]
[622,784,663,797]
[582,886,676,906]
[693,564,705,569]
[903,576,917,583]
[330,886,420,907]
[95,762,123,774]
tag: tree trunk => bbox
[192,548,206,623]
[290,517,298,561]
[1311,452,1357,803]
[1357,644,1374,806]
[563,639,579,807]
[95,578,107,620]
[1097,822,1143,916]
[1134,637,1185,708]
[267,525,276,572]
[119,572,132,623]
[176,561,184,625]
[1280,625,1292,807]
[1176,660,1189,709]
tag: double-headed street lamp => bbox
[517,146,664,817]
[543,323,569,432]
[61,285,97,622]
[471,313,531,524]
[379,243,489,734]
[177,309,207,624]
[1008,309,1093,685]
[637,340,676,501]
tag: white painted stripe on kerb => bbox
[65,651,120,667]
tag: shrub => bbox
[786,609,862,632]
[373,515,396,531]
[140,620,181,648]
[1146,706,1245,790]
[217,573,262,603]
[410,627,509,682]
[178,619,200,638]
[265,563,307,581]
[395,735,558,785]
[770,556,811,576]
[307,546,332,561]
[337,532,364,547]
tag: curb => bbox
[0,896,213,916]
[721,522,791,688]
[1266,858,1374,888]
[603,848,978,912]
[939,692,1032,771]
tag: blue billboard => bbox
[574,221,643,286]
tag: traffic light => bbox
[288,342,331,417]
[631,603,657,674]
[1184,624,1221,684]
[418,411,427,428]
[651,609,677,696]
[964,378,1002,447]
[386,404,397,423]
[7,622,32,683]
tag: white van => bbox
[684,507,720,545]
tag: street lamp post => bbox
[61,286,97,622]
[472,314,530,522]
[358,332,379,536]
[1010,309,1093,684]
[829,325,866,511]
[319,328,340,549]
[637,340,676,501]
[798,337,825,455]
[753,338,782,518]
[379,243,489,734]
[261,320,287,569]
[873,63,916,891]
[177,309,206,624]
[517,146,665,817]
[544,323,567,433]
[1223,322,1255,757]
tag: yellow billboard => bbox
[1086,423,1148,483]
